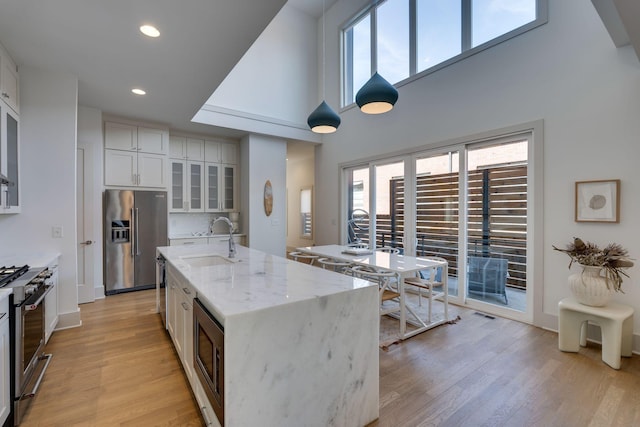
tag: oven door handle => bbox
[24,285,53,311]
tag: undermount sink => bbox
[180,254,238,267]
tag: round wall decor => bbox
[264,180,273,216]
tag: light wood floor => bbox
[21,289,640,427]
[21,290,203,427]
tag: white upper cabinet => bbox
[104,120,169,188]
[204,140,220,163]
[0,44,18,114]
[221,142,237,164]
[170,159,203,212]
[170,136,204,161]
[0,43,20,214]
[138,127,168,154]
[204,140,236,164]
[0,106,20,213]
[104,122,136,151]
[105,122,167,155]
[170,134,239,212]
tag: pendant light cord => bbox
[321,0,326,100]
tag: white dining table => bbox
[296,244,449,340]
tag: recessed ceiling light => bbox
[132,88,146,95]
[140,25,160,38]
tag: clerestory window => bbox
[342,0,547,107]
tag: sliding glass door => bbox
[465,139,528,313]
[373,160,405,252]
[415,150,460,296]
[345,166,370,246]
[344,160,406,251]
[342,127,536,322]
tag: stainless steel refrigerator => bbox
[103,190,168,295]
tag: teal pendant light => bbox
[308,101,341,134]
[307,0,340,134]
[355,72,398,114]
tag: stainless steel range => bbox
[0,265,54,426]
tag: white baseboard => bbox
[55,308,82,330]
[94,285,105,300]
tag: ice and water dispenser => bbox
[110,220,130,243]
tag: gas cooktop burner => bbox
[0,265,30,287]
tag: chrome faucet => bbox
[211,217,236,258]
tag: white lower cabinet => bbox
[167,266,194,382]
[209,234,245,246]
[169,235,244,246]
[0,294,10,425]
[166,265,221,426]
[44,259,59,343]
[169,237,208,246]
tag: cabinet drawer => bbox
[169,238,207,246]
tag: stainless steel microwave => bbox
[193,298,225,425]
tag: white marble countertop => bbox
[0,252,60,268]
[157,243,375,321]
[0,288,12,303]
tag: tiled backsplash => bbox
[169,213,236,237]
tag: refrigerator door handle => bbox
[135,208,141,255]
[131,207,135,256]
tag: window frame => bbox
[341,0,548,108]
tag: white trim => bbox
[193,105,322,143]
[54,309,82,330]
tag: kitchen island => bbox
[157,243,379,427]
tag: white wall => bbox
[197,4,319,140]
[286,147,315,249]
[315,0,640,340]
[0,66,80,327]
[206,4,317,122]
[240,134,287,256]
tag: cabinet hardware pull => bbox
[130,208,135,256]
[181,302,189,310]
[182,287,191,294]
[1,92,8,98]
[135,208,140,255]
[25,354,53,398]
[80,240,93,246]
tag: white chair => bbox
[288,251,319,266]
[377,246,400,254]
[352,265,401,317]
[347,242,369,249]
[317,257,353,274]
[403,256,446,323]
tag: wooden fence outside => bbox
[372,165,527,290]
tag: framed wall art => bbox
[575,179,620,223]
[264,180,273,217]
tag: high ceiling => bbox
[0,0,310,137]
